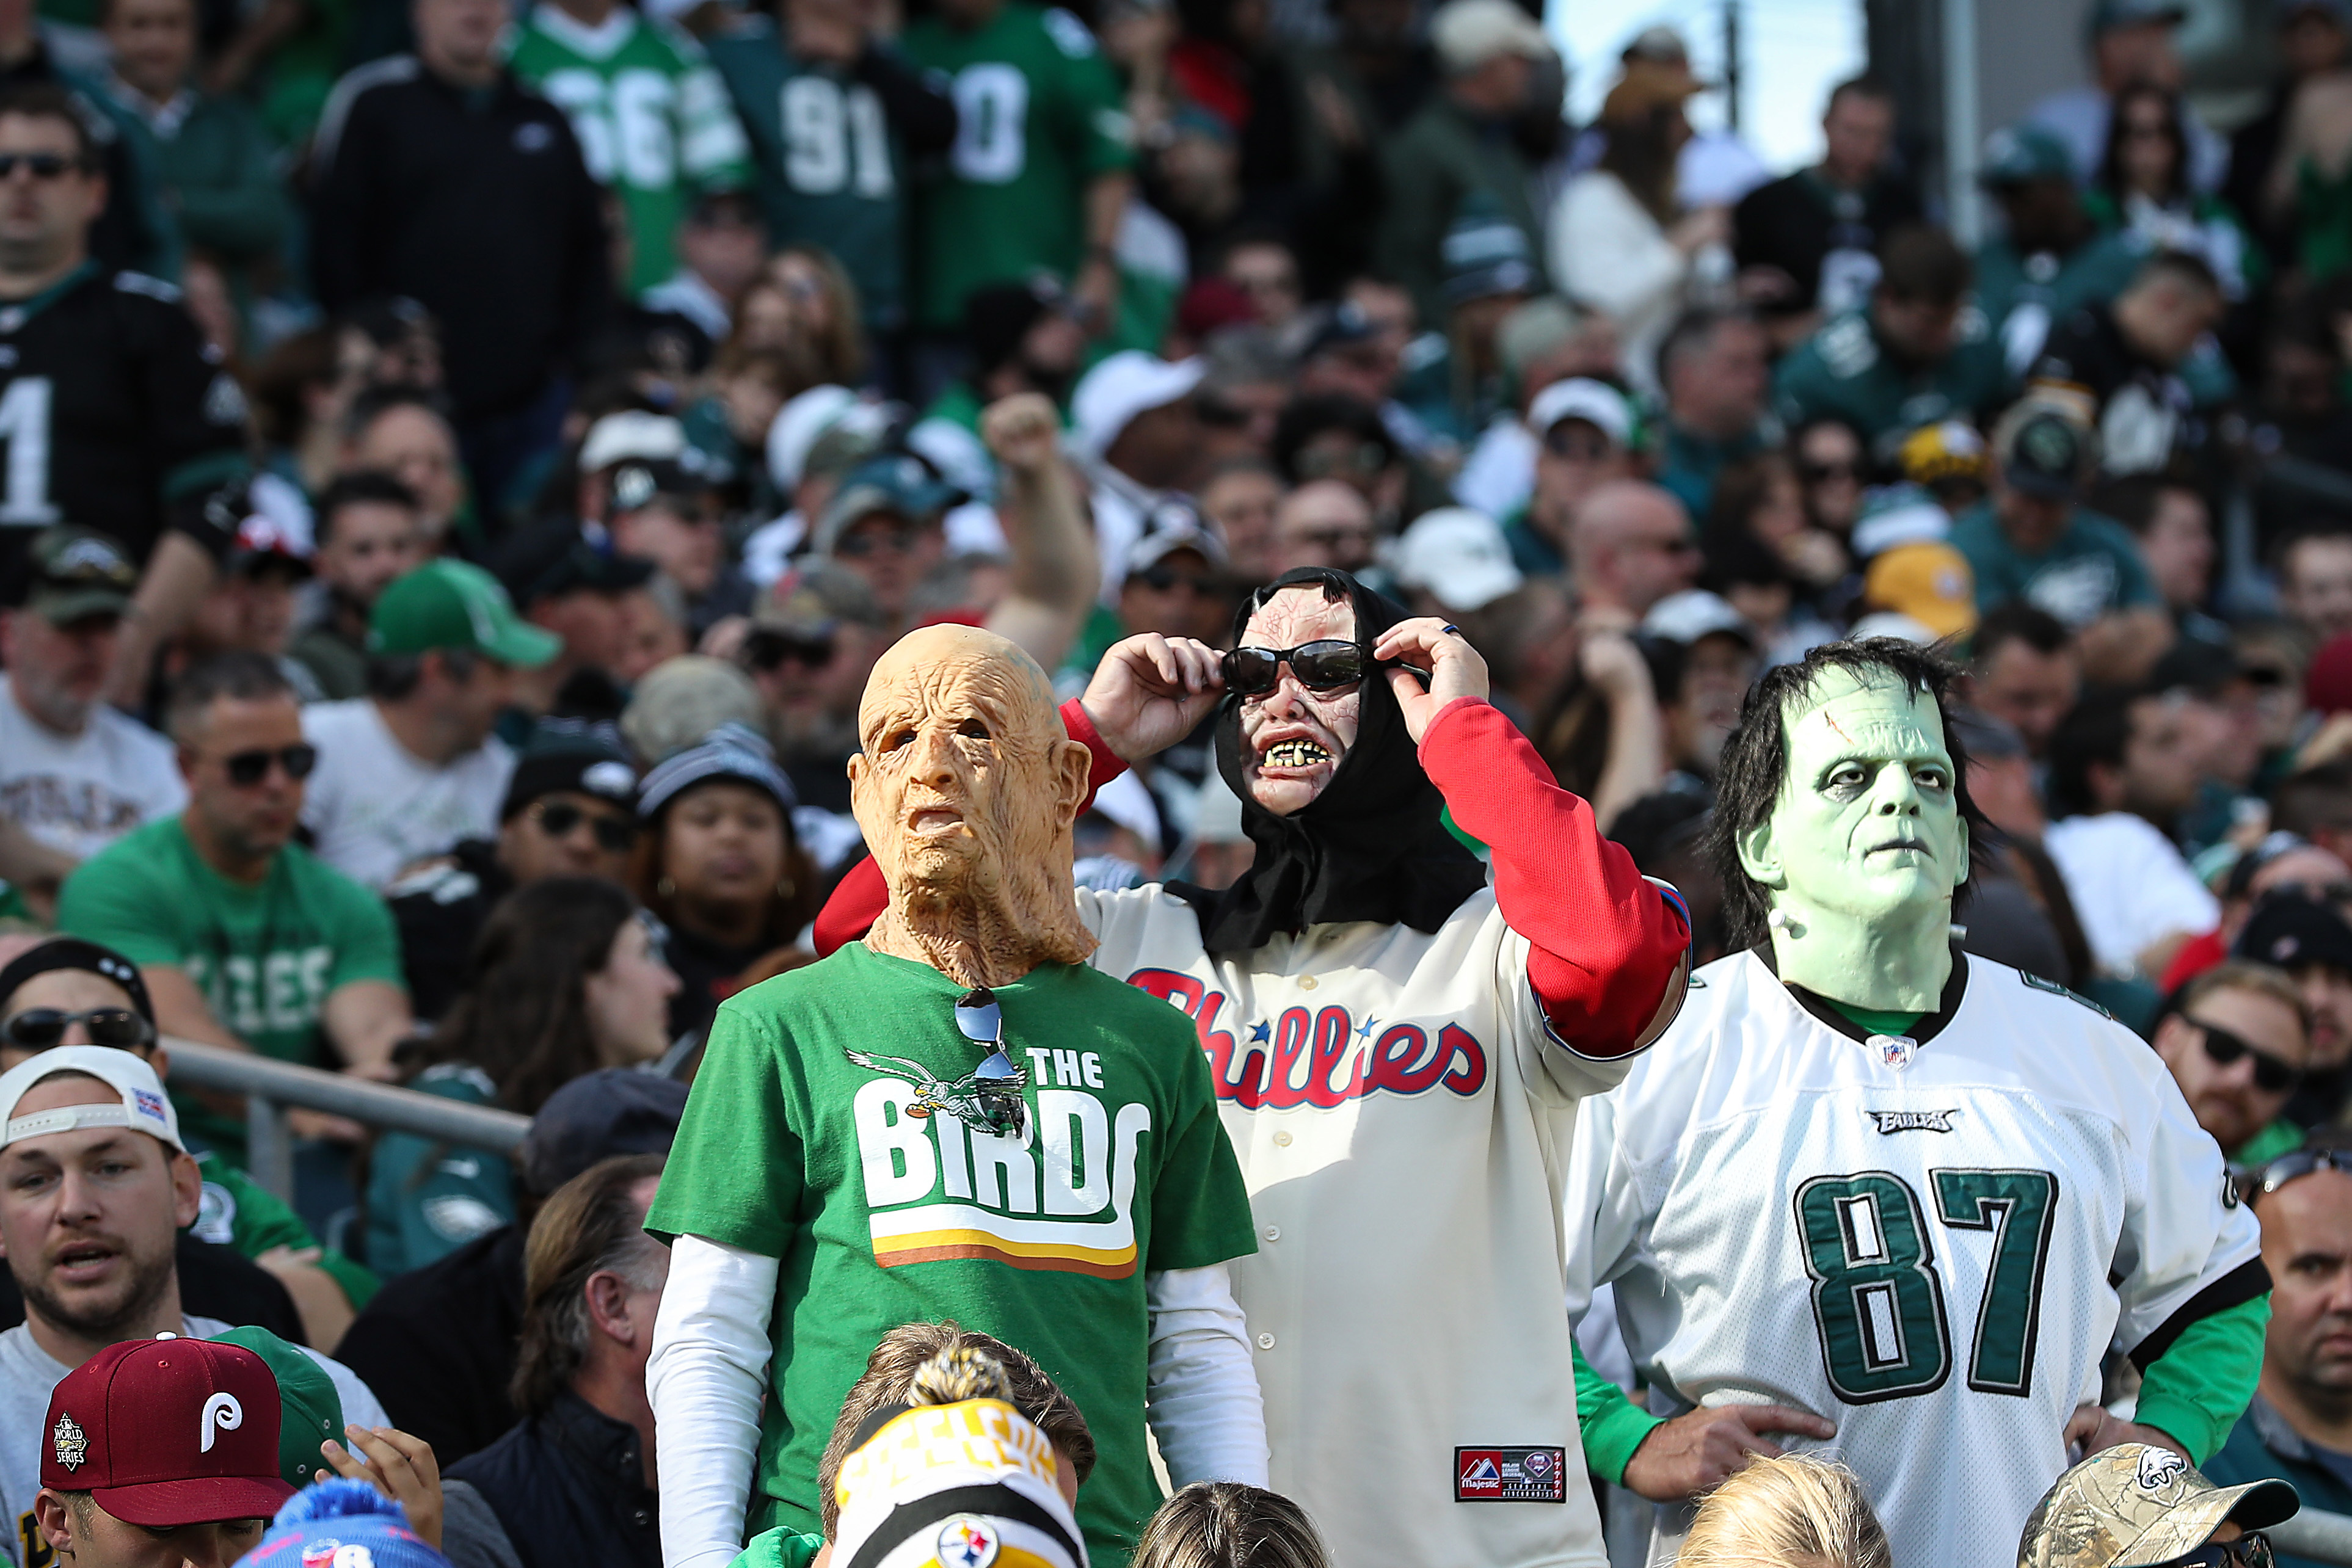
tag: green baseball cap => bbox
[208,1326,346,1489]
[23,526,136,623]
[1979,125,2078,187]
[366,559,561,667]
[2017,1445,2298,1568]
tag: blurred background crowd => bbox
[6,0,2352,1393]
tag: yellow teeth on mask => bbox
[1263,739,1331,769]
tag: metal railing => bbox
[162,1037,532,1202]
[2272,1508,2352,1566]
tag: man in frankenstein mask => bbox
[1567,637,2271,1568]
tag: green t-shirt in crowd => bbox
[1948,498,2161,627]
[646,942,1256,1568]
[508,4,752,295]
[902,2,1134,332]
[56,815,405,1156]
[705,18,915,330]
[1774,308,2014,451]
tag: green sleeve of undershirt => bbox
[1575,1337,1663,1485]
[2133,1293,2271,1465]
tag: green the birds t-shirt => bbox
[901,2,1134,332]
[646,942,1256,1568]
[57,815,405,1153]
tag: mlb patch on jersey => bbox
[1454,1446,1568,1503]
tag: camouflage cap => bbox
[23,526,136,623]
[2018,1445,2298,1568]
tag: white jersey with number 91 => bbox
[1567,949,2262,1568]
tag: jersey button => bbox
[1272,1130,1292,1147]
[1300,976,1318,990]
[1256,1332,1275,1349]
[1263,1225,1280,1241]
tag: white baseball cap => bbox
[1430,0,1550,73]
[0,1046,182,1153]
[766,385,894,492]
[1393,507,1523,612]
[1641,588,1755,648]
[1848,610,1940,645]
[578,410,686,474]
[1527,378,1634,448]
[1071,352,1206,462]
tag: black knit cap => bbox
[0,938,155,1024]
[500,719,639,821]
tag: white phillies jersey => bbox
[1079,882,1634,1568]
[1568,950,2262,1568]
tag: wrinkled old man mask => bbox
[850,624,1094,979]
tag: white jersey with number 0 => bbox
[1567,949,2261,1568]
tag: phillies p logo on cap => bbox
[40,1335,294,1527]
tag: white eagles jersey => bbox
[1081,882,1637,1568]
[1567,949,2262,1568]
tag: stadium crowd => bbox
[4,0,2352,1559]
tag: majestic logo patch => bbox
[51,1412,86,1471]
[1867,1109,1957,1134]
[2136,1448,2188,1491]
[1455,1447,1568,1503]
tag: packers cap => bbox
[0,1045,181,1152]
[24,525,136,623]
[1865,541,1978,640]
[368,559,561,667]
[2018,1445,2298,1568]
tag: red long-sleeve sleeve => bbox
[810,698,1128,957]
[1418,697,1689,1056]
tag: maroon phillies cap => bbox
[41,1334,296,1526]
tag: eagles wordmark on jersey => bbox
[1571,949,2265,1568]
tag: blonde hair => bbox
[1678,1455,1892,1568]
[817,1323,1095,1535]
[1130,1483,1330,1568]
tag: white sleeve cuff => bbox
[1144,1263,1269,1489]
[650,1233,780,1568]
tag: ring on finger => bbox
[1440,623,1460,635]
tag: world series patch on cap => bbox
[42,1335,294,1527]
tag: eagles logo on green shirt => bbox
[901,2,1134,332]
[646,942,1256,1568]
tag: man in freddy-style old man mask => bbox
[645,623,1264,1568]
[1567,638,2273,1568]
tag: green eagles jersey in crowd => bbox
[56,815,405,1157]
[1774,307,2014,452]
[901,2,1134,332]
[509,5,752,295]
[647,942,1256,1568]
[1975,228,2150,379]
[705,18,911,330]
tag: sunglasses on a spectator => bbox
[834,524,920,558]
[1137,564,1221,597]
[1222,641,1367,696]
[2,1007,155,1050]
[2155,1534,2273,1568]
[747,630,839,671]
[954,987,1029,1143]
[2250,1147,2352,1199]
[528,799,638,852]
[1544,427,1614,462]
[1799,459,1861,484]
[2190,1016,2303,1094]
[220,744,318,786]
[0,153,77,180]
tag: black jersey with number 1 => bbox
[0,262,249,605]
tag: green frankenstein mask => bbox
[1733,661,1970,1014]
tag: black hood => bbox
[1168,567,1488,952]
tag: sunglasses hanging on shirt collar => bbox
[953,987,1031,1146]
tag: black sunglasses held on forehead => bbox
[222,744,319,786]
[1222,641,1367,696]
[1,1008,156,1050]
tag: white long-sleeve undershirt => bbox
[648,1236,1268,1568]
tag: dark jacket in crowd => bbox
[333,1222,526,1465]
[446,1392,661,1568]
[2204,1394,2352,1568]
[386,837,514,1023]
[308,59,608,423]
